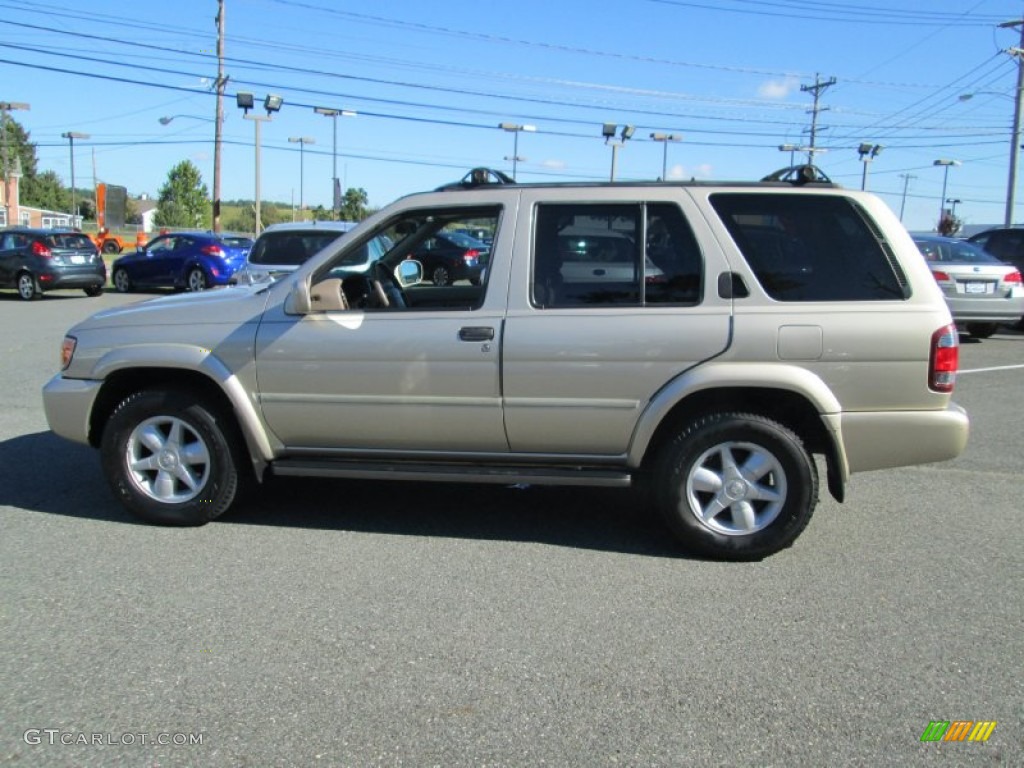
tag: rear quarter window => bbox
[710,193,909,301]
[45,233,96,250]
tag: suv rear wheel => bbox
[100,390,242,525]
[654,413,817,560]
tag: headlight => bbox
[60,336,77,370]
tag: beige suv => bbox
[42,169,969,559]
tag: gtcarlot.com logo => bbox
[920,720,997,743]
[23,729,204,747]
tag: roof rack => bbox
[436,167,515,191]
[760,164,834,185]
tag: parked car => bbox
[913,234,1024,338]
[0,227,106,300]
[234,221,391,287]
[966,227,1024,328]
[43,167,969,560]
[408,230,489,285]
[111,232,253,292]
[232,221,360,285]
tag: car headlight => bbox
[60,336,77,371]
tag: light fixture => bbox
[236,92,254,112]
[650,133,682,180]
[602,124,635,181]
[264,94,283,114]
[498,123,537,181]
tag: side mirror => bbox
[396,259,422,287]
[284,276,312,314]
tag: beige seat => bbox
[309,278,348,311]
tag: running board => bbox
[271,458,633,487]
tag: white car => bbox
[233,221,359,284]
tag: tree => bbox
[3,116,50,208]
[154,160,210,228]
[339,187,369,222]
[23,170,69,212]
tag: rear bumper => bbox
[841,403,969,473]
[39,268,106,291]
[945,294,1024,323]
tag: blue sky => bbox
[2,0,1022,231]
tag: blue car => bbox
[111,232,253,292]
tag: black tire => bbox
[17,272,40,301]
[100,390,243,525]
[84,286,104,297]
[653,412,817,560]
[186,267,208,292]
[102,240,121,254]
[431,265,451,286]
[965,322,997,339]
[113,269,132,293]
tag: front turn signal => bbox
[60,336,77,371]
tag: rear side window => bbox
[532,202,702,308]
[710,193,908,301]
[44,233,95,250]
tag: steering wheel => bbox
[369,262,406,309]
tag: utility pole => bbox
[999,19,1024,227]
[801,74,836,164]
[213,0,226,233]
[898,173,916,222]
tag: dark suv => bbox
[967,228,1024,328]
[0,228,106,300]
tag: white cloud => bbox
[541,159,566,170]
[758,76,799,100]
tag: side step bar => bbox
[272,458,633,488]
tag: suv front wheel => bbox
[100,390,242,525]
[654,413,817,560]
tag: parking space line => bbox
[959,364,1024,374]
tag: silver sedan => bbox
[913,234,1024,338]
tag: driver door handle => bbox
[459,326,495,342]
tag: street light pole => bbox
[314,107,356,219]
[898,173,916,222]
[857,143,883,191]
[1,101,30,226]
[61,131,89,224]
[933,159,961,229]
[650,133,682,180]
[288,137,315,216]
[603,123,635,182]
[498,123,536,181]
[237,93,282,235]
[1000,20,1024,226]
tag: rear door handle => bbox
[459,326,495,342]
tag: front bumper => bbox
[42,375,103,446]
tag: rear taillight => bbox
[1005,270,1022,284]
[463,248,480,264]
[929,323,959,393]
[201,245,225,257]
[930,270,950,282]
[31,240,52,258]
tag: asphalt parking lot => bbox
[1,289,1021,767]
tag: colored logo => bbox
[920,721,996,743]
